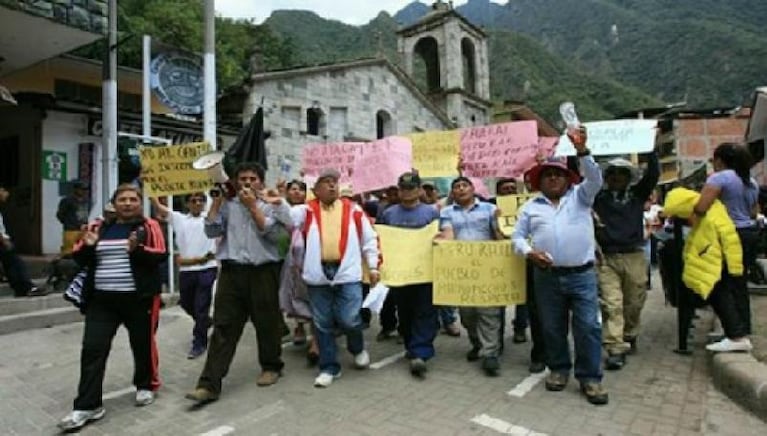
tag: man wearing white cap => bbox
[295,168,381,388]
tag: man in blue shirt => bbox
[438,177,505,376]
[512,128,609,405]
[379,172,440,378]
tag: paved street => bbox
[1,273,766,436]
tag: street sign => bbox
[42,150,67,181]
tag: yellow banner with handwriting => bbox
[433,241,526,306]
[496,194,537,237]
[404,130,460,178]
[139,142,214,197]
[376,221,438,286]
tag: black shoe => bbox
[605,353,626,371]
[27,286,49,297]
[409,358,427,378]
[482,356,500,376]
[376,329,396,342]
[580,382,609,405]
[187,345,206,360]
[545,372,568,391]
[528,361,546,374]
[512,329,528,344]
[466,347,480,362]
[624,337,638,354]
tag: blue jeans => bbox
[308,281,365,376]
[533,267,603,383]
[438,306,458,326]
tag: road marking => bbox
[470,414,548,435]
[370,351,406,369]
[506,370,549,398]
[199,425,235,436]
[102,387,134,400]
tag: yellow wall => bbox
[2,57,171,113]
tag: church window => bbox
[413,37,441,93]
[376,110,393,139]
[306,107,323,136]
[461,38,477,95]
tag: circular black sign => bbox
[150,52,204,114]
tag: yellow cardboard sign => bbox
[139,142,214,196]
[496,194,537,237]
[375,221,439,286]
[433,241,526,306]
[405,130,461,178]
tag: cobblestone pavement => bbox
[1,272,766,435]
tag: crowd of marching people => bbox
[55,129,760,432]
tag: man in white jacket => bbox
[294,168,381,388]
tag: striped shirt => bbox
[94,224,136,292]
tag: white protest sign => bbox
[555,120,657,156]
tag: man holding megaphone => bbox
[186,162,291,405]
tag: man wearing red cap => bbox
[512,128,609,405]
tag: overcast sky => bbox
[215,0,471,25]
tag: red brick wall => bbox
[675,117,767,184]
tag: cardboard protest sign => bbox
[375,221,438,286]
[460,121,538,178]
[352,137,413,194]
[405,130,460,178]
[433,241,526,306]
[496,194,537,237]
[139,142,213,196]
[301,142,363,183]
[555,119,657,156]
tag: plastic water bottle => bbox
[559,102,582,144]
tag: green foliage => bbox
[71,0,295,91]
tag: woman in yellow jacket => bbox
[692,144,756,352]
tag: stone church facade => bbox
[242,1,492,185]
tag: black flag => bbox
[226,107,268,171]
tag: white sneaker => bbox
[353,350,370,369]
[705,338,753,353]
[57,407,106,431]
[313,372,341,388]
[135,389,155,406]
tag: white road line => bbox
[506,370,549,398]
[102,386,135,400]
[470,414,548,436]
[199,425,235,436]
[370,351,406,369]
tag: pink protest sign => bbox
[301,142,363,183]
[459,121,538,178]
[352,136,413,194]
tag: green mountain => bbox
[406,0,767,108]
[264,10,660,123]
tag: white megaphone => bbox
[193,151,236,198]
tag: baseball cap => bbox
[316,168,341,184]
[397,172,421,189]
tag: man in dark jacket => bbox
[593,150,659,370]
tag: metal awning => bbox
[746,87,767,144]
[0,5,102,77]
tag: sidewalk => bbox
[708,292,767,422]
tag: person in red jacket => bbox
[58,184,167,432]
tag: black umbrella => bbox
[225,107,269,172]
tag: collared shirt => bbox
[320,199,343,261]
[169,211,218,272]
[439,198,498,241]
[205,197,290,266]
[512,155,603,267]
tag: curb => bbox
[708,352,767,422]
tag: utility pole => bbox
[101,0,118,208]
[203,0,216,150]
